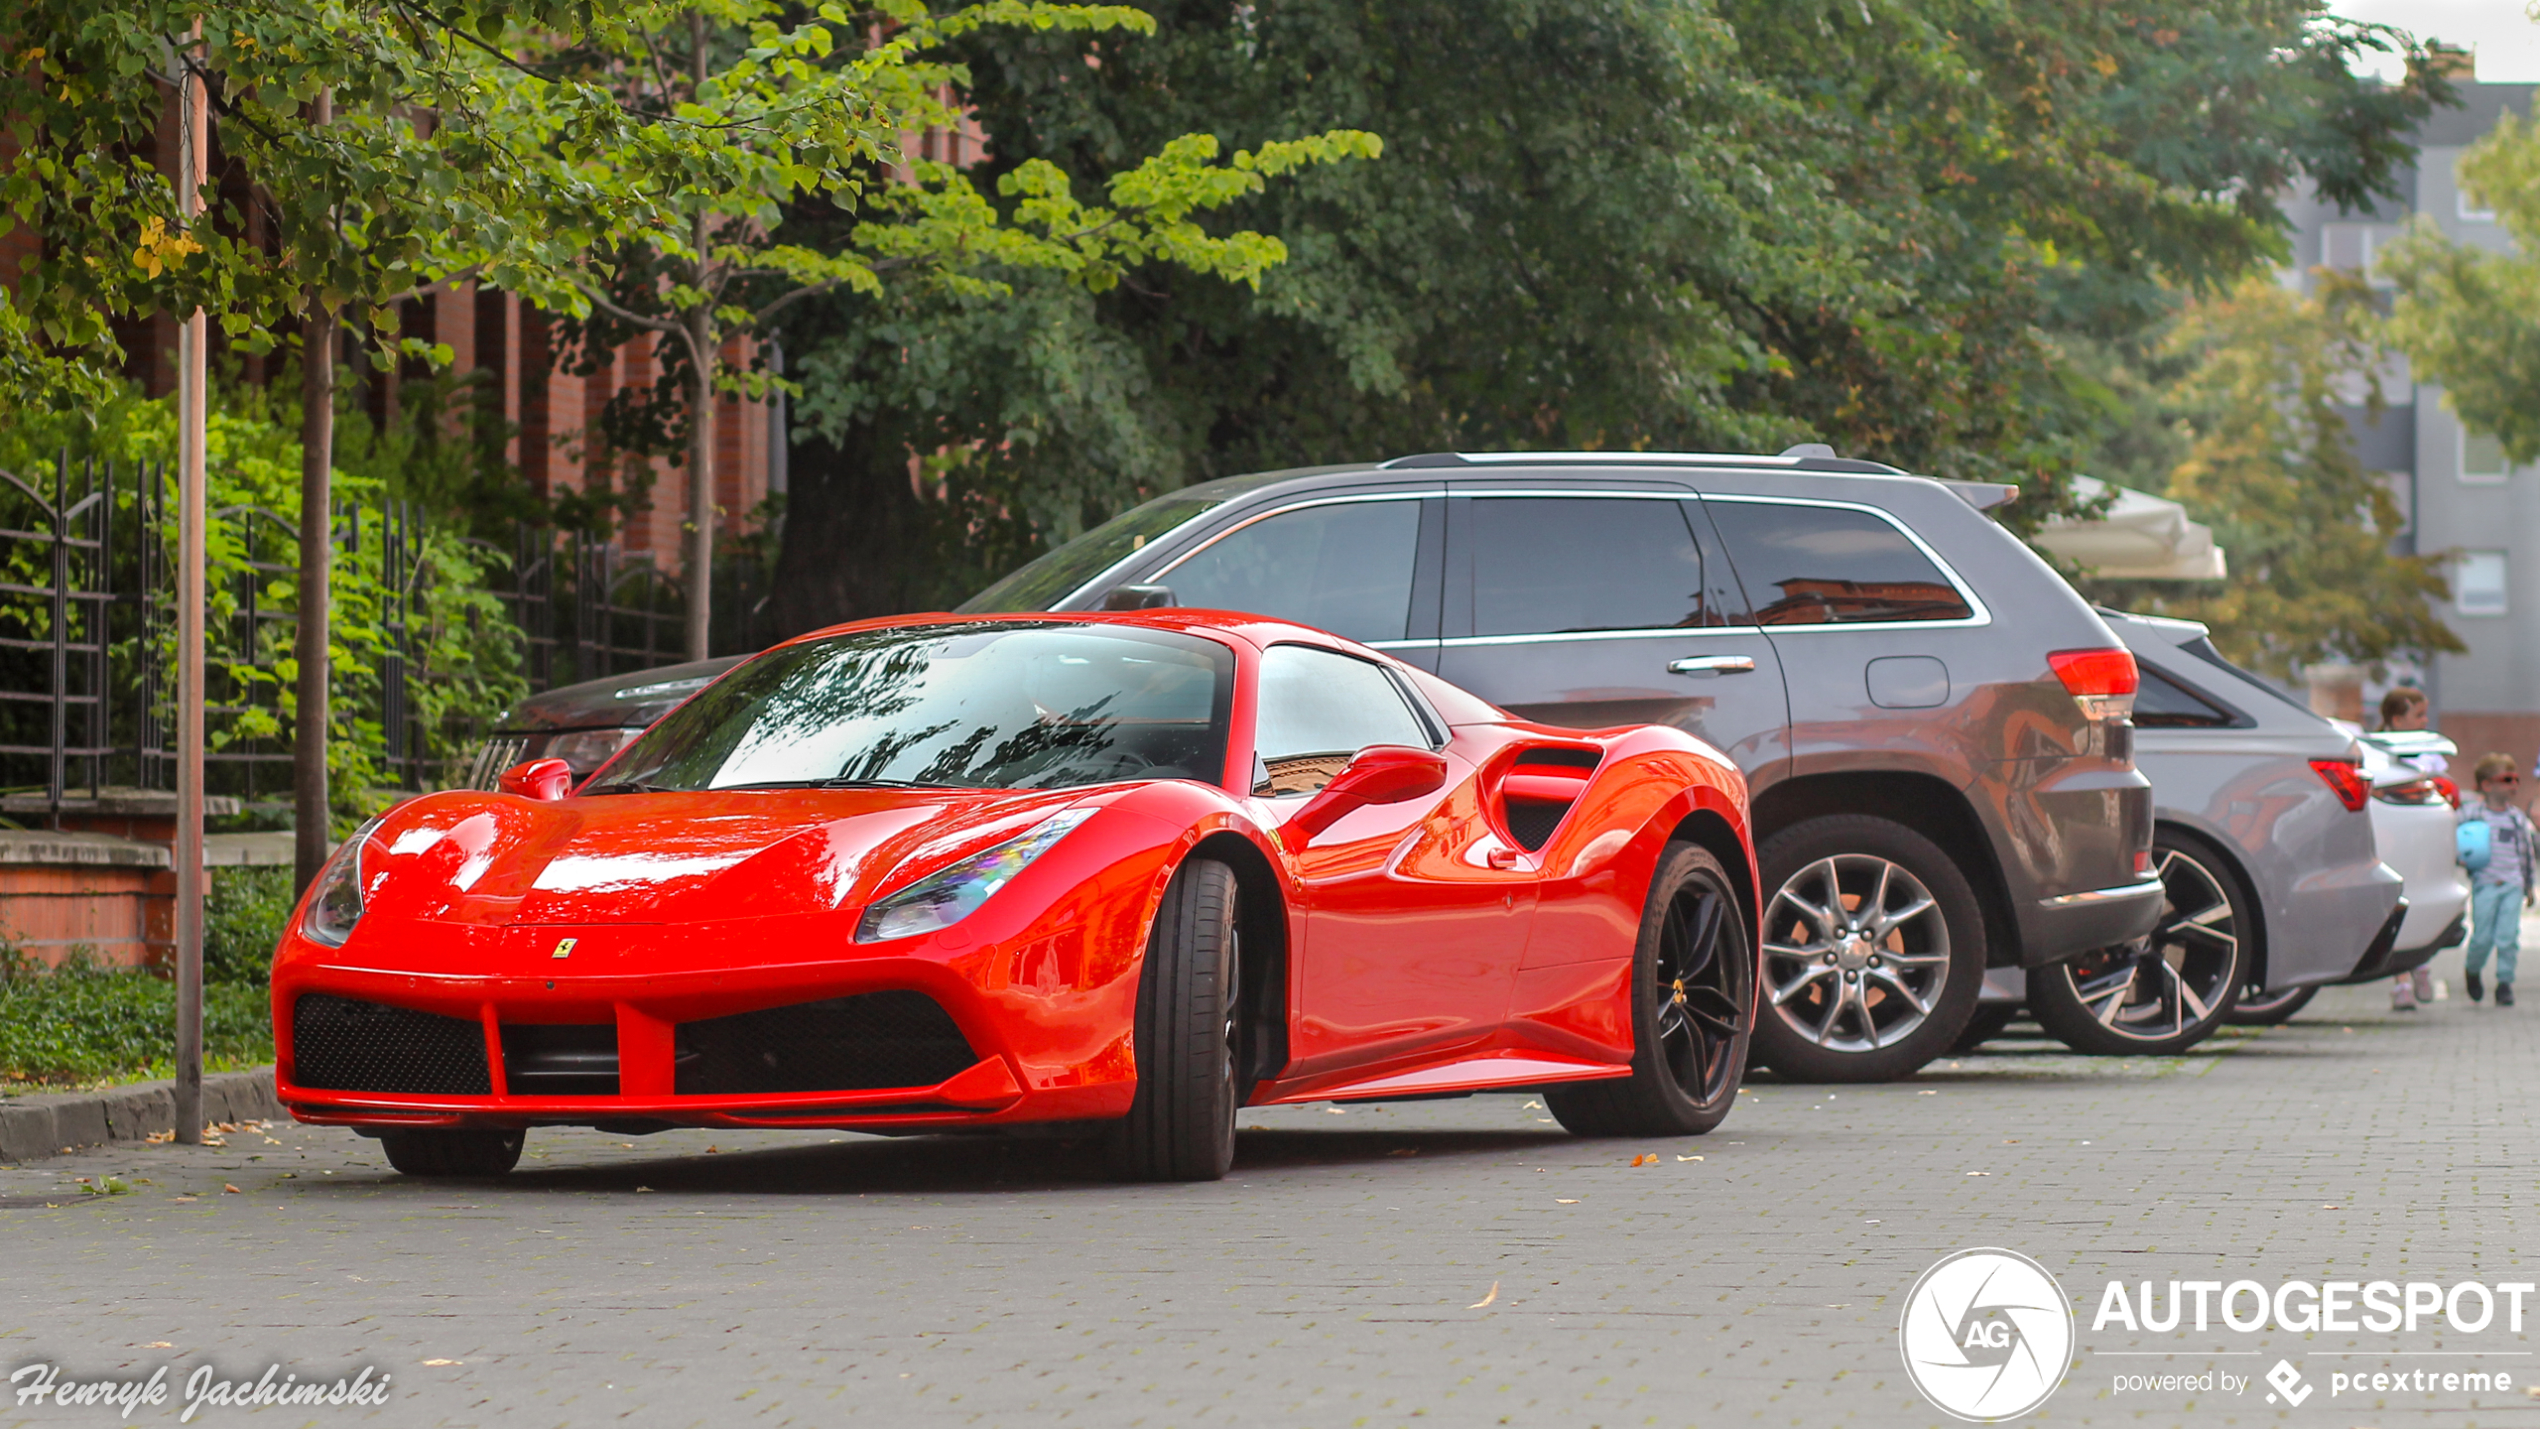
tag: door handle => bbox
[1667,655,1757,677]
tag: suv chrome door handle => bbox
[1668,655,1757,677]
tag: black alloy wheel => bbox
[2027,831,2249,1055]
[2228,983,2318,1026]
[1549,843,1755,1136]
[1106,857,1242,1182]
[1747,815,1988,1083]
[379,1128,526,1177]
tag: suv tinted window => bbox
[1253,645,1430,794]
[1470,497,1713,636]
[1164,500,1424,644]
[2133,669,2240,728]
[1704,501,1974,625]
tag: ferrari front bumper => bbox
[272,918,1143,1133]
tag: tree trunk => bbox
[684,311,716,661]
[293,91,336,896]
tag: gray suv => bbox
[471,449,2161,1083]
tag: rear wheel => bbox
[2028,831,2249,1054]
[1748,815,1987,1083]
[2228,983,2318,1026]
[1106,858,1241,1182]
[1549,844,1754,1137]
[379,1129,524,1178]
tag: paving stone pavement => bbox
[1,949,2533,1428]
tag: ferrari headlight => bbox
[855,809,1095,944]
[301,816,386,948]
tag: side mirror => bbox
[1287,745,1448,842]
[1102,584,1176,611]
[498,757,576,802]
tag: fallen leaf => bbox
[1388,1148,1419,1157]
[1520,1100,1543,1110]
[422,1359,462,1367]
[1916,1089,1938,1096]
[1468,1282,1500,1309]
[146,1342,173,1349]
[705,1146,719,1154]
[1676,1155,1703,1162]
[2321,1204,2341,1210]
[171,1196,197,1204]
[1630,1154,1658,1167]
[1964,1171,1990,1177]
[145,1130,174,1144]
[634,1186,654,1193]
[1323,1107,1348,1115]
[2002,1139,2019,1144]
[222,1184,241,1194]
[1555,1198,1579,1204]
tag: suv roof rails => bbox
[1939,479,2019,511]
[1378,449,1908,475]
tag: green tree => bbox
[765,0,2445,632]
[2381,112,2540,462]
[2077,276,2461,678]
[482,0,1375,659]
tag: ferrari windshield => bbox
[592,623,1234,793]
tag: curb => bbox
[0,1069,284,1162]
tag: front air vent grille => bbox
[292,994,492,1095]
[674,991,977,1095]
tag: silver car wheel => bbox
[2055,846,2240,1043]
[1761,854,1951,1053]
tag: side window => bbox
[1252,645,1432,795]
[1162,500,1424,644]
[1468,497,1713,636]
[2132,669,2239,728]
[1702,501,1974,625]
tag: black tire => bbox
[1952,1003,2022,1053]
[380,1129,524,1178]
[2027,830,2249,1054]
[1747,815,1987,1083]
[1105,858,1241,1182]
[2228,984,2317,1027]
[1548,844,1754,1138]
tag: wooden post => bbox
[173,19,209,1147]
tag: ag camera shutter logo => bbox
[1900,1248,2074,1421]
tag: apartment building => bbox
[2283,75,2539,763]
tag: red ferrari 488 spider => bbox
[273,612,1759,1181]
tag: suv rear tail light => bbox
[2048,648,2138,723]
[2310,759,2371,812]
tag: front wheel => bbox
[1105,858,1241,1182]
[379,1129,524,1178]
[2028,831,2249,1055]
[1549,843,1755,1137]
[1747,815,1987,1083]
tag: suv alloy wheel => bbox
[2025,829,2247,1055]
[1748,814,1987,1083]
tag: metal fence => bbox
[0,453,688,813]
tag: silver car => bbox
[1966,610,2406,1053]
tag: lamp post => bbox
[172,18,208,1147]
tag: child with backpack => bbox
[2458,753,2537,1007]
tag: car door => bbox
[1433,491,1792,785]
[1145,492,1447,671]
[1255,643,1533,1077]
[1695,494,1990,785]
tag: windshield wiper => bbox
[582,780,676,796]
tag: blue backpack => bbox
[2460,818,2493,873]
